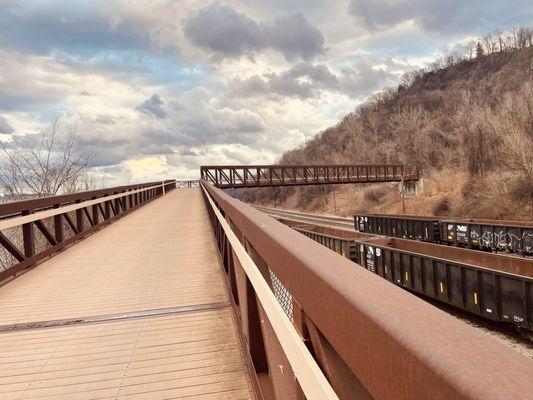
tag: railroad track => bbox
[425,296,533,357]
[255,206,354,230]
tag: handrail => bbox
[0,180,176,217]
[201,180,533,400]
[0,180,176,283]
[202,184,339,400]
[0,182,166,230]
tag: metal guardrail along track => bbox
[0,180,176,282]
[201,164,419,188]
[201,179,533,400]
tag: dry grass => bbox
[250,168,533,221]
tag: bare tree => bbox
[0,119,93,272]
[0,119,91,199]
[496,85,533,208]
[389,106,432,170]
[454,91,500,177]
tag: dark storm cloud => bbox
[261,13,326,60]
[230,60,399,99]
[183,3,325,60]
[0,116,14,134]
[136,95,167,119]
[0,1,152,55]
[348,0,532,34]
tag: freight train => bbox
[291,222,533,334]
[355,214,533,255]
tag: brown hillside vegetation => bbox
[242,28,533,221]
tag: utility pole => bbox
[333,186,337,213]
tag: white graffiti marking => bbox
[472,230,533,253]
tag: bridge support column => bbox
[398,178,424,197]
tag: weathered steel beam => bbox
[0,231,25,262]
[34,219,57,246]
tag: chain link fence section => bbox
[268,268,293,323]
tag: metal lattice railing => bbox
[269,268,293,322]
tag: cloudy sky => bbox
[0,1,531,184]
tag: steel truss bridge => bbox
[201,164,419,188]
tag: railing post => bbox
[104,198,111,219]
[22,210,35,259]
[75,200,84,233]
[53,205,64,245]
[92,199,100,225]
[114,194,121,214]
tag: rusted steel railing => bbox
[202,184,339,400]
[0,180,176,282]
[200,180,533,400]
[200,164,419,188]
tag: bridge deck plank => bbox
[0,188,252,399]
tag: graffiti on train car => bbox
[468,230,533,253]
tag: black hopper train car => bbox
[355,214,533,256]
[353,236,533,334]
[355,214,440,243]
[289,222,533,334]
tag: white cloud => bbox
[0,0,530,185]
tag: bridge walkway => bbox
[0,188,253,400]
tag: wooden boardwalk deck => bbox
[0,189,253,399]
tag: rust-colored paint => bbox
[201,180,533,400]
[201,164,418,188]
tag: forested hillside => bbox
[243,28,533,221]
